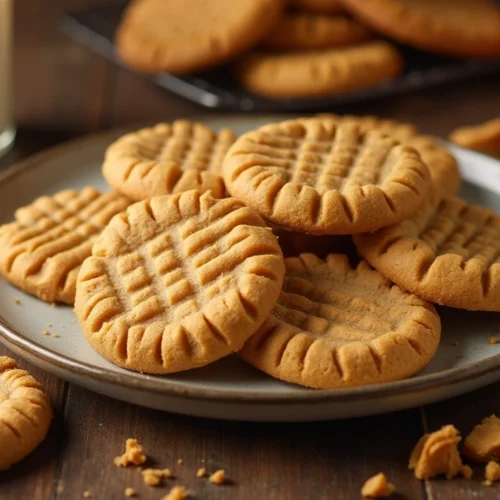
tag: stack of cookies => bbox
[3,113,500,391]
[114,0,500,99]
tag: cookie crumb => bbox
[451,341,459,346]
[114,438,147,467]
[361,473,395,498]
[141,468,172,487]
[177,458,183,464]
[162,485,189,500]
[460,465,473,479]
[48,323,53,327]
[464,414,500,462]
[209,469,226,485]
[489,336,499,345]
[409,425,463,479]
[51,333,59,339]
[14,298,21,305]
[83,492,91,498]
[485,461,500,482]
[483,479,493,487]
[124,487,136,497]
[42,330,50,336]
[196,467,207,478]
[50,302,56,308]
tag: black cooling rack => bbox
[60,2,500,112]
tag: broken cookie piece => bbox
[485,461,500,483]
[141,468,173,487]
[114,438,147,467]
[162,485,189,500]
[464,415,500,463]
[361,473,395,498]
[409,425,463,479]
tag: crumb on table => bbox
[485,461,500,482]
[409,425,463,479]
[124,487,136,497]
[460,465,473,479]
[484,479,493,487]
[489,336,499,345]
[209,469,226,485]
[162,485,189,500]
[177,458,183,465]
[361,472,395,498]
[464,414,500,462]
[141,468,172,487]
[451,341,459,346]
[83,492,91,498]
[114,438,147,467]
[196,467,207,478]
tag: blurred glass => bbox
[0,0,15,158]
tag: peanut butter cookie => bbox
[102,121,234,202]
[223,118,430,234]
[115,0,285,74]
[0,357,53,470]
[355,197,500,311]
[450,118,500,157]
[240,253,440,388]
[339,0,500,58]
[262,13,373,51]
[234,41,402,98]
[75,190,285,374]
[0,187,132,304]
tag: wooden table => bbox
[2,1,500,499]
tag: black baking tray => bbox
[60,1,500,112]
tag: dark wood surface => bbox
[2,1,500,499]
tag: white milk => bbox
[0,0,14,156]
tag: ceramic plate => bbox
[1,115,500,422]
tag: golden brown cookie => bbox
[262,13,373,51]
[354,197,500,311]
[0,356,53,471]
[449,118,500,157]
[102,121,235,202]
[339,0,500,58]
[75,190,285,374]
[0,187,132,304]
[290,0,343,14]
[240,253,440,389]
[223,118,431,235]
[234,41,402,98]
[316,114,460,198]
[115,0,285,74]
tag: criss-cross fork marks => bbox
[3,189,131,282]
[272,274,409,345]
[242,127,396,195]
[94,202,279,329]
[418,201,500,268]
[124,122,235,174]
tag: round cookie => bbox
[289,0,343,14]
[316,114,460,198]
[262,13,373,51]
[75,190,285,374]
[102,121,235,202]
[234,41,402,98]
[0,357,53,470]
[449,118,500,157]
[0,187,132,304]
[115,0,286,74]
[354,197,500,311]
[240,253,441,389]
[222,118,431,235]
[339,0,500,58]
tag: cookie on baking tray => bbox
[0,356,53,471]
[115,0,285,74]
[339,0,500,58]
[0,187,132,304]
[234,41,402,98]
[222,117,431,235]
[262,12,373,51]
[75,190,285,374]
[354,197,500,311]
[102,121,235,202]
[240,253,441,388]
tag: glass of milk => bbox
[0,0,15,158]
